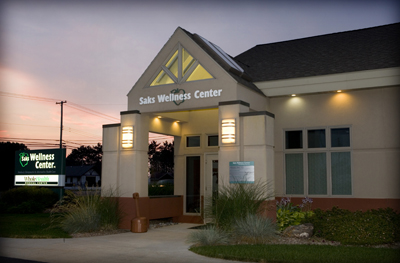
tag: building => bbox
[102,23,400,227]
[65,165,101,188]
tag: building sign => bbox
[15,149,66,186]
[229,161,254,183]
[139,88,223,106]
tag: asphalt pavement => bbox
[0,223,241,263]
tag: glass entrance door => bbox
[186,156,200,213]
[205,154,218,220]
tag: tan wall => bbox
[102,112,150,198]
[271,86,400,199]
[102,125,120,192]
[242,114,275,192]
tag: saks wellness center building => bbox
[102,23,400,227]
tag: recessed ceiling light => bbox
[291,94,296,97]
[337,90,342,93]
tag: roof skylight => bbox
[197,35,244,73]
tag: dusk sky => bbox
[1,0,399,151]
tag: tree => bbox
[0,142,29,191]
[148,140,174,174]
[66,143,102,167]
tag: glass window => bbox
[331,128,350,147]
[284,127,351,196]
[208,135,218,147]
[165,50,179,78]
[150,69,175,86]
[308,129,326,148]
[285,130,303,149]
[331,152,352,195]
[308,153,327,195]
[187,136,200,147]
[182,48,195,76]
[186,64,213,82]
[150,45,213,86]
[285,154,304,195]
[186,156,200,213]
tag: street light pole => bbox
[56,101,67,148]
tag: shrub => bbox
[309,207,400,245]
[52,188,122,233]
[232,213,277,244]
[276,197,314,231]
[204,181,273,231]
[0,187,58,213]
[187,225,230,246]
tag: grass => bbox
[190,244,400,263]
[204,181,273,231]
[51,188,122,234]
[0,213,71,238]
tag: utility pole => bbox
[56,101,67,148]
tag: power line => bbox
[0,91,120,122]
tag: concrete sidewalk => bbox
[0,224,241,263]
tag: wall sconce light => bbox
[221,119,235,144]
[122,126,133,148]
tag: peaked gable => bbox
[150,44,213,86]
[127,27,267,112]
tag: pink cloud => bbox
[19,115,33,121]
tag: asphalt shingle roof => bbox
[234,23,400,82]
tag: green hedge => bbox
[0,187,59,214]
[308,207,400,245]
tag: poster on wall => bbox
[229,161,254,183]
[15,148,66,186]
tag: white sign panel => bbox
[229,161,254,183]
[15,175,65,186]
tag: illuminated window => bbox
[150,44,213,86]
[186,64,213,82]
[122,126,133,148]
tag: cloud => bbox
[19,115,33,121]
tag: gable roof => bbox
[234,23,400,82]
[179,27,265,96]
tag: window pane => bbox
[285,130,303,149]
[285,154,304,194]
[186,156,200,213]
[187,136,200,147]
[331,128,350,147]
[308,129,326,148]
[208,135,218,146]
[308,153,327,195]
[332,152,352,195]
[182,48,195,76]
[186,64,213,82]
[165,50,179,78]
[150,69,175,86]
